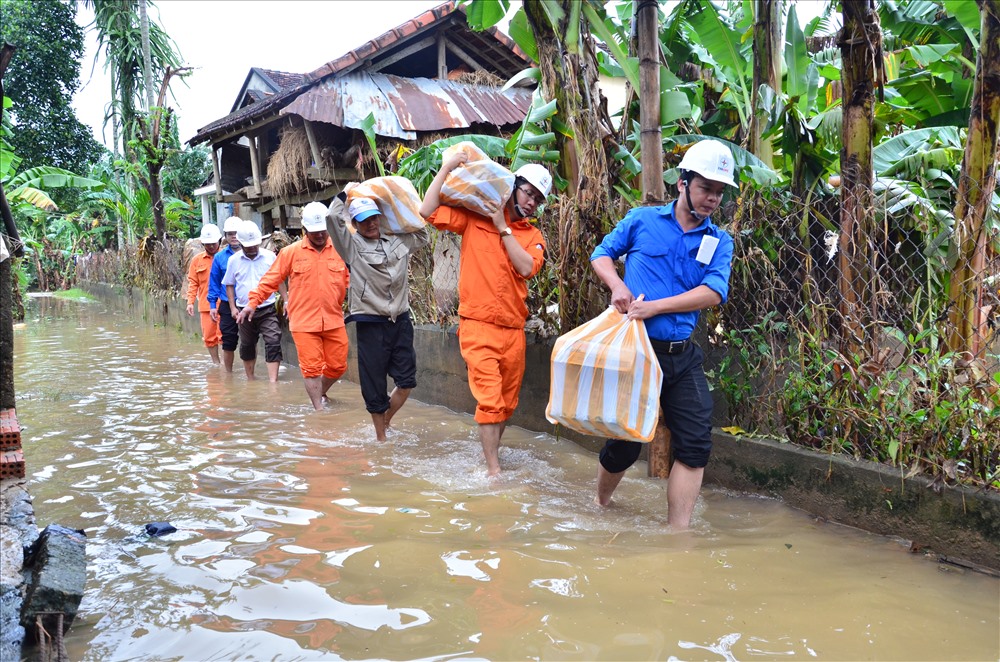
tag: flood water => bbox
[11,296,1000,661]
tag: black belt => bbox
[650,338,691,355]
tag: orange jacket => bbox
[428,205,545,328]
[247,239,349,333]
[186,252,215,312]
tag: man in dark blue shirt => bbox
[590,139,737,529]
[207,216,243,372]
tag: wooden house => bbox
[188,1,532,233]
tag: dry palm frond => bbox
[453,70,504,87]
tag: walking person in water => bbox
[186,223,223,364]
[207,216,244,372]
[223,221,283,382]
[239,203,350,409]
[420,155,551,477]
[327,188,429,439]
[590,139,737,529]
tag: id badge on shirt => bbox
[696,235,719,265]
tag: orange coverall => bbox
[186,251,221,347]
[428,205,546,424]
[247,239,350,379]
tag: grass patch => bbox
[53,288,98,302]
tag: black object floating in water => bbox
[145,522,177,536]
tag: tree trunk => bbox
[946,0,1000,357]
[523,0,617,331]
[750,0,781,168]
[837,0,882,354]
[139,0,155,111]
[111,67,123,250]
[149,163,165,240]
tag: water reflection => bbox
[14,297,1000,661]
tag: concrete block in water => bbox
[20,524,87,640]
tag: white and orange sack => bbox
[546,307,663,443]
[440,141,515,218]
[346,176,426,234]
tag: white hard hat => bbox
[677,140,738,188]
[348,198,381,222]
[236,220,262,247]
[222,216,243,233]
[514,163,552,198]
[301,201,328,232]
[199,224,222,244]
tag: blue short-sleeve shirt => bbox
[590,201,733,342]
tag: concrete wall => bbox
[79,281,1000,571]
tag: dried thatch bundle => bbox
[268,124,312,199]
[452,70,504,87]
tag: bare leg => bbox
[243,358,256,380]
[320,376,335,400]
[595,464,627,506]
[207,345,220,364]
[479,422,502,477]
[666,461,704,530]
[223,350,235,372]
[372,411,388,441]
[266,361,280,383]
[383,387,412,429]
[304,377,324,410]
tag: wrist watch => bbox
[499,227,513,237]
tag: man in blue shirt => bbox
[208,216,243,372]
[590,139,737,529]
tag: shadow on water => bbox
[14,296,1000,661]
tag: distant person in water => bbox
[223,221,283,382]
[239,203,350,409]
[326,188,429,439]
[207,216,244,372]
[186,223,223,364]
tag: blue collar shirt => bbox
[590,201,733,342]
[207,244,239,309]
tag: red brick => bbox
[0,409,21,452]
[1,449,25,480]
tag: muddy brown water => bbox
[12,296,1000,661]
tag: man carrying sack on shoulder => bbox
[590,139,737,529]
[420,155,551,478]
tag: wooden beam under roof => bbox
[369,35,437,74]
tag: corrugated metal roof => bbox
[280,72,531,139]
[189,1,531,145]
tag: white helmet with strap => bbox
[678,140,738,188]
[514,163,552,198]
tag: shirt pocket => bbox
[472,224,499,253]
[358,248,386,267]
[292,257,313,275]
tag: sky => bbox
[73,0,446,147]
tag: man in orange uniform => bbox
[237,202,350,410]
[186,223,223,363]
[420,155,551,477]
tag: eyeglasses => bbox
[518,187,546,206]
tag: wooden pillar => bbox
[638,0,664,205]
[262,207,274,234]
[200,195,211,225]
[248,134,262,196]
[302,120,322,168]
[278,204,288,230]
[211,146,223,198]
[437,33,447,78]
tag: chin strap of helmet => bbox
[681,170,706,222]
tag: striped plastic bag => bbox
[546,307,663,442]
[346,176,426,234]
[440,142,515,218]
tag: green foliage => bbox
[0,0,105,182]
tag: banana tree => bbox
[947,0,1000,357]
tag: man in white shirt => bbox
[222,221,282,381]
